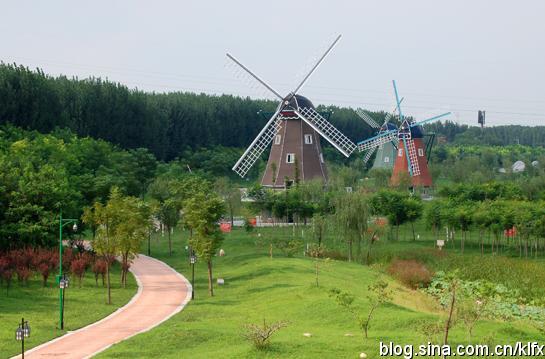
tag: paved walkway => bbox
[20,255,191,359]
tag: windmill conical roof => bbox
[287,94,315,110]
[410,125,424,138]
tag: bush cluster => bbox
[387,259,433,289]
[0,247,108,292]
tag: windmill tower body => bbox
[391,126,432,187]
[371,123,398,170]
[372,143,397,169]
[261,96,327,188]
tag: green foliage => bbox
[329,280,392,339]
[0,125,158,249]
[426,271,545,322]
[82,188,150,300]
[273,237,302,257]
[332,191,369,261]
[0,64,378,169]
[438,182,524,202]
[185,188,225,296]
[370,190,422,240]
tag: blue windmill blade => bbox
[392,80,405,121]
[357,130,398,152]
[392,80,413,175]
[410,112,452,127]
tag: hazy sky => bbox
[1,1,544,127]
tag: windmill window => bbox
[384,156,390,163]
[304,134,313,144]
[418,148,424,157]
[398,149,403,157]
[286,153,295,164]
[274,135,282,145]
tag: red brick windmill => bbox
[226,35,356,188]
[358,81,451,188]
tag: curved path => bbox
[20,255,191,359]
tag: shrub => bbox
[92,259,107,287]
[37,262,51,287]
[388,259,433,289]
[0,256,13,289]
[62,247,74,270]
[16,266,31,285]
[273,238,301,257]
[71,254,89,287]
[322,249,347,261]
[242,319,289,350]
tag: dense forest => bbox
[1,63,544,164]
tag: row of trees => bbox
[246,177,545,264]
[0,247,107,293]
[3,64,544,164]
[0,63,374,164]
[425,198,545,258]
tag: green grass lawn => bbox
[97,228,545,358]
[0,262,137,358]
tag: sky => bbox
[1,0,544,127]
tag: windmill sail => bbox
[405,138,420,176]
[356,109,380,129]
[363,146,377,164]
[232,108,283,177]
[297,107,356,157]
[357,131,398,152]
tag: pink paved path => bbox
[20,255,191,359]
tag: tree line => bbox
[0,63,374,163]
[4,63,541,167]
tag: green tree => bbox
[82,189,121,304]
[215,177,241,226]
[184,191,225,296]
[333,191,368,262]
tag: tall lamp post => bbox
[15,318,30,359]
[58,210,78,330]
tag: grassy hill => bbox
[97,228,544,358]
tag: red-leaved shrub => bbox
[16,267,32,285]
[71,254,90,287]
[387,259,433,289]
[93,260,107,287]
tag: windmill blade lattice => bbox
[357,131,398,152]
[232,110,283,177]
[356,108,380,129]
[297,107,357,157]
[362,146,377,164]
[225,60,272,99]
[405,138,421,176]
[292,35,342,95]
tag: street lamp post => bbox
[58,210,78,330]
[15,318,30,359]
[190,252,196,300]
[148,227,151,256]
[59,274,70,330]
